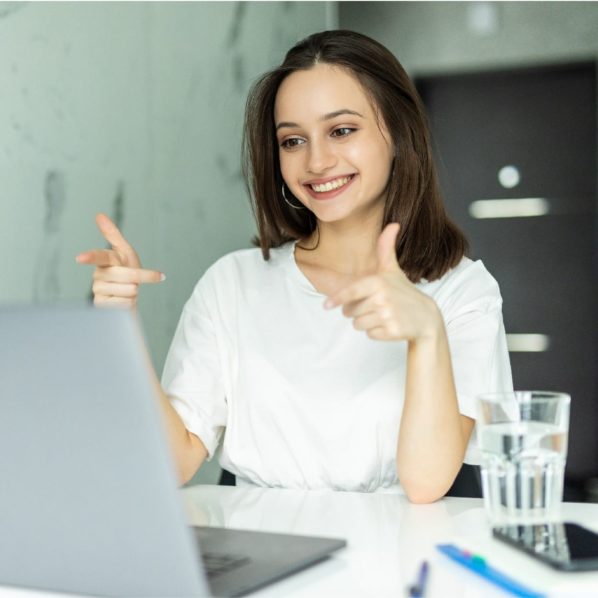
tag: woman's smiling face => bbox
[274,63,395,225]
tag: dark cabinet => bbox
[416,62,598,490]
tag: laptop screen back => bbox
[0,305,209,597]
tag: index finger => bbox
[75,249,122,267]
[93,265,165,284]
[324,276,380,310]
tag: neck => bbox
[298,210,383,276]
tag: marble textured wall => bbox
[0,1,328,360]
[0,2,329,483]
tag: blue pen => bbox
[408,560,429,597]
[436,544,546,598]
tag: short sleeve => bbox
[161,276,227,460]
[435,260,514,465]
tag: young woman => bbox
[77,30,512,502]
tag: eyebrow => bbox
[275,109,364,131]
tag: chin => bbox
[309,208,352,223]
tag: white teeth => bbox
[310,175,352,193]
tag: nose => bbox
[306,138,337,175]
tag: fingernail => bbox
[324,298,334,310]
[160,273,166,282]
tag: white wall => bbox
[340,1,598,74]
[0,1,329,484]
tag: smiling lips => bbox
[303,174,356,200]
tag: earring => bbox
[282,183,305,210]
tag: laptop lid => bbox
[0,305,210,597]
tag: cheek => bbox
[279,152,297,183]
[350,140,393,186]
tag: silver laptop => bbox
[0,305,345,597]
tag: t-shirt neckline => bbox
[284,240,326,298]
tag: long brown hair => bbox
[242,30,468,282]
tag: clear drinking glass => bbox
[476,391,570,525]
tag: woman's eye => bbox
[331,127,355,138]
[280,137,304,149]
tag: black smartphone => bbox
[493,522,598,571]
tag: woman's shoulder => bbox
[209,246,265,272]
[419,256,503,315]
[208,242,294,275]
[192,242,294,294]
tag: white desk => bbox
[2,485,598,597]
[182,485,598,598]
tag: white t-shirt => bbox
[162,242,513,493]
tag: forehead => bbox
[274,63,375,122]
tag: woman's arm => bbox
[77,213,209,485]
[147,361,209,484]
[326,223,474,502]
[396,305,475,503]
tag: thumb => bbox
[376,222,401,273]
[95,213,140,268]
